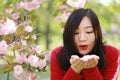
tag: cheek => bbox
[74,36,79,44]
[89,35,95,45]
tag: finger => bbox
[88,58,98,68]
[76,60,84,70]
[92,58,98,66]
[91,55,99,60]
[71,60,84,73]
[72,58,84,70]
[71,55,79,59]
[70,55,79,64]
[88,58,95,67]
[70,57,80,64]
[70,58,73,64]
[83,55,99,69]
[83,62,88,68]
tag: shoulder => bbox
[50,46,63,57]
[104,44,119,54]
[50,46,63,65]
[104,44,119,62]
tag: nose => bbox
[78,33,86,42]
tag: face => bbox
[74,16,95,55]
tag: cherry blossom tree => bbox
[0,0,49,80]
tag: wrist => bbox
[71,66,82,74]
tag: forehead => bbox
[78,16,93,29]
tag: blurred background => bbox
[0,0,120,80]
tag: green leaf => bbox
[0,64,13,73]
[5,55,15,63]
[16,26,25,36]
[12,44,21,51]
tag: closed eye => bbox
[74,32,79,35]
[86,31,94,34]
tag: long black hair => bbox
[56,8,105,71]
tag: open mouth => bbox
[79,45,88,50]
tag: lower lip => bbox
[79,46,88,50]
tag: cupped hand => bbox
[70,55,84,73]
[82,55,99,69]
[70,55,99,73]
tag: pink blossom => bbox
[21,40,27,45]
[44,52,50,61]
[30,72,40,80]
[37,59,46,69]
[16,1,39,12]
[8,42,20,50]
[16,2,24,9]
[14,65,23,75]
[24,70,32,78]
[63,10,71,20]
[55,11,71,22]
[81,55,90,61]
[16,56,25,64]
[54,11,71,22]
[58,4,68,10]
[16,53,28,64]
[0,18,17,35]
[14,74,26,80]
[25,25,33,32]
[11,12,20,20]
[54,15,64,22]
[81,55,99,61]
[0,40,8,55]
[32,34,37,40]
[24,70,40,80]
[32,0,46,5]
[23,1,40,12]
[67,0,86,8]
[34,45,41,53]
[28,55,39,67]
[16,0,46,12]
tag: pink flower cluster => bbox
[16,0,46,12]
[67,0,86,8]
[0,0,48,80]
[18,54,46,68]
[0,18,17,35]
[14,66,39,80]
[54,0,86,22]
[0,40,8,56]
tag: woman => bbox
[50,8,119,80]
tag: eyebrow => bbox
[85,26,93,28]
[77,26,93,29]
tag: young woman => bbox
[50,8,120,80]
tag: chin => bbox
[80,51,88,55]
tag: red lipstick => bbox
[79,45,88,50]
